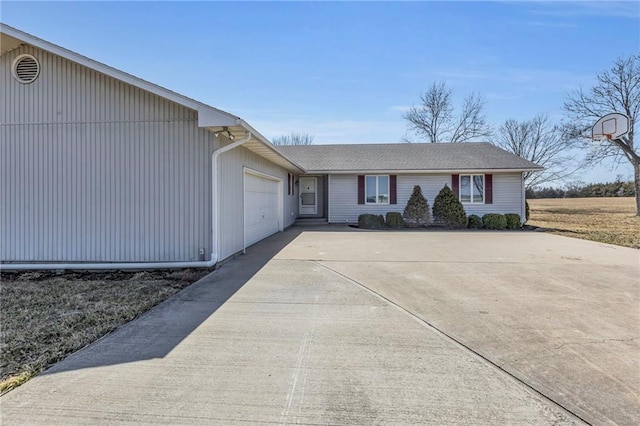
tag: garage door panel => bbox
[244,172,281,247]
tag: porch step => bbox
[294,218,329,226]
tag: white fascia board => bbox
[197,108,239,127]
[303,168,544,175]
[1,23,239,128]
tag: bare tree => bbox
[494,115,579,189]
[403,82,492,143]
[563,54,639,215]
[272,132,314,146]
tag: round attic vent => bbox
[12,54,40,84]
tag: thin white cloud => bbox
[389,105,412,113]
[434,67,593,91]
[521,20,579,28]
[485,91,522,101]
[249,116,406,145]
[526,1,639,19]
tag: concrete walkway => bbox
[0,228,582,425]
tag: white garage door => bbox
[244,171,281,247]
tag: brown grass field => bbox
[527,197,640,249]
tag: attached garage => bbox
[1,24,304,270]
[244,169,283,248]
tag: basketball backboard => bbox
[591,113,630,141]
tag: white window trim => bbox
[460,174,485,204]
[365,175,390,205]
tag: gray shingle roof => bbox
[277,142,543,173]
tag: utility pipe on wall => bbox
[0,132,252,271]
[209,132,253,264]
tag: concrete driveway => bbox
[276,230,640,425]
[1,228,637,425]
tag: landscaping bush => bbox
[432,185,467,228]
[386,212,405,228]
[525,200,530,221]
[505,213,521,229]
[482,214,507,230]
[403,185,430,227]
[358,214,385,229]
[467,214,482,229]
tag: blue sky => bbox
[2,1,639,184]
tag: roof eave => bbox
[1,23,305,173]
[236,120,306,173]
[301,167,544,174]
[0,23,239,128]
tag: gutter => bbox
[235,118,306,173]
[0,132,253,271]
[301,168,545,175]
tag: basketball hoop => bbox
[591,113,630,141]
[593,133,612,142]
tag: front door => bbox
[299,177,317,215]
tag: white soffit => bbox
[0,32,23,55]
[212,125,304,173]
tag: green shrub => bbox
[386,212,405,228]
[358,214,385,229]
[403,185,430,227]
[482,214,507,230]
[505,213,521,229]
[525,200,530,221]
[467,214,482,229]
[432,185,467,228]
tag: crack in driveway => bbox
[312,260,589,425]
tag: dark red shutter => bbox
[485,174,493,204]
[452,174,459,197]
[357,175,365,204]
[390,175,397,204]
[287,173,291,195]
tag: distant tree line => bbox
[526,180,635,199]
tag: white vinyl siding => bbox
[328,173,524,223]
[462,173,523,217]
[217,144,297,261]
[1,45,213,262]
[1,44,298,263]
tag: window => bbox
[365,175,389,204]
[460,174,484,204]
[287,173,296,195]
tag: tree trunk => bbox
[635,161,640,216]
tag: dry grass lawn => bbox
[0,268,212,395]
[528,197,640,249]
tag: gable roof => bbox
[0,23,240,127]
[0,23,303,173]
[279,143,544,174]
[1,24,543,177]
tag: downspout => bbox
[0,132,252,271]
[209,132,252,264]
[522,171,527,224]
